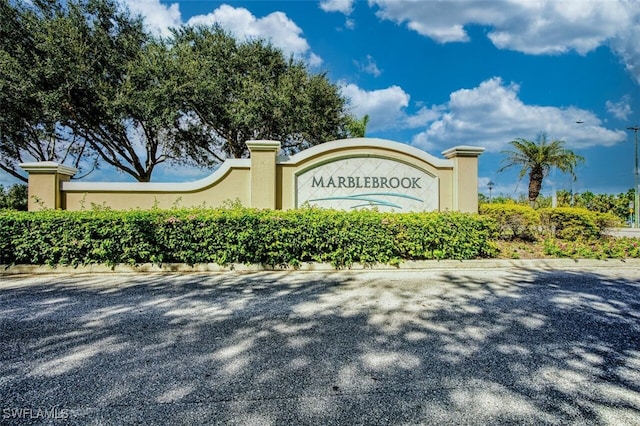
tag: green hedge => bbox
[0,208,498,267]
[480,204,622,241]
[538,207,621,240]
[543,237,640,259]
[479,203,540,241]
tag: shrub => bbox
[538,207,621,240]
[0,208,498,267]
[0,210,159,267]
[543,237,640,259]
[479,203,540,241]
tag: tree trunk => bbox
[528,166,543,207]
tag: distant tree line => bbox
[480,189,637,224]
[1,0,363,183]
[0,184,27,210]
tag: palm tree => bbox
[499,133,584,207]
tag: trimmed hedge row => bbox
[0,208,498,267]
[479,204,540,241]
[480,204,622,241]
[539,207,621,240]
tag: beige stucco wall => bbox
[442,146,483,213]
[21,138,483,213]
[247,141,280,209]
[20,162,76,211]
[62,162,251,211]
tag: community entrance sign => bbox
[20,138,484,213]
[296,156,438,211]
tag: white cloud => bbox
[320,0,357,30]
[355,55,382,77]
[340,84,410,131]
[121,0,182,38]
[611,18,640,84]
[410,77,626,153]
[370,0,640,82]
[308,53,324,68]
[371,0,508,43]
[486,0,632,55]
[606,96,633,121]
[404,106,442,129]
[121,2,321,66]
[187,5,311,57]
[339,83,445,132]
[319,0,355,14]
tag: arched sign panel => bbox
[296,156,438,212]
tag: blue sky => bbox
[4,0,640,199]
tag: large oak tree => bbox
[56,0,182,182]
[0,0,94,181]
[170,25,352,166]
[1,1,356,182]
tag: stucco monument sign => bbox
[20,138,484,213]
[296,156,438,211]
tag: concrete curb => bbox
[3,258,640,275]
[604,227,640,238]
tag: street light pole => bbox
[627,126,639,228]
[487,180,495,203]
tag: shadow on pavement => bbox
[1,268,639,424]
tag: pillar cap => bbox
[441,146,485,159]
[246,140,281,152]
[20,161,78,176]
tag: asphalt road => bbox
[1,267,640,425]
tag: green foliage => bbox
[481,189,636,223]
[58,0,168,182]
[0,184,27,210]
[1,2,353,182]
[555,189,635,223]
[0,0,155,181]
[480,193,551,207]
[0,208,497,267]
[499,132,584,206]
[538,207,621,240]
[0,210,159,266]
[479,203,540,241]
[0,0,96,181]
[345,115,369,138]
[170,25,351,165]
[543,237,640,259]
[479,204,625,261]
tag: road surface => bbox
[1,267,640,424]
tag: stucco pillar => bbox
[246,140,281,209]
[19,162,77,211]
[441,146,485,213]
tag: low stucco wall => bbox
[21,138,484,213]
[62,160,251,211]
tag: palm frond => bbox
[498,132,584,204]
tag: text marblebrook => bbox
[311,176,422,190]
